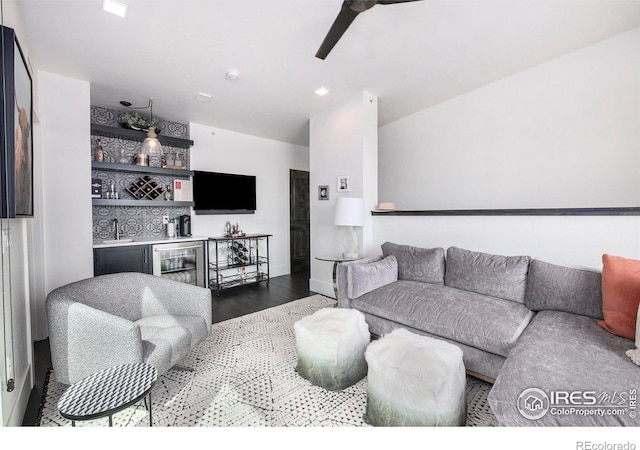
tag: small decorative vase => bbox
[118,148,129,164]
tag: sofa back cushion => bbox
[347,255,398,299]
[525,259,603,319]
[445,246,530,303]
[381,242,445,284]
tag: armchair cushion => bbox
[135,315,205,374]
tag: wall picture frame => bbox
[318,185,329,200]
[1,25,34,218]
[337,176,350,193]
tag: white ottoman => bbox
[364,328,467,426]
[294,307,370,391]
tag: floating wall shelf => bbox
[91,161,193,177]
[90,124,194,149]
[92,199,194,207]
[371,207,640,216]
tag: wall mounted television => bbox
[192,170,257,214]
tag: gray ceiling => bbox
[15,0,640,146]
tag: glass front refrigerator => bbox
[152,241,206,287]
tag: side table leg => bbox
[332,261,339,299]
[149,393,153,427]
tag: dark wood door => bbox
[290,170,310,274]
[94,245,152,276]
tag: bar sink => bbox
[103,238,134,244]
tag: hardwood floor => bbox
[21,271,315,426]
[211,269,313,323]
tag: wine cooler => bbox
[152,241,205,287]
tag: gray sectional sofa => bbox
[336,242,639,426]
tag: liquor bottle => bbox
[118,148,129,164]
[96,139,104,162]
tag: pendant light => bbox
[140,127,162,156]
[120,98,163,156]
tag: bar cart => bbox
[208,234,271,296]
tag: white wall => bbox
[371,27,640,270]
[309,91,378,297]
[379,26,640,210]
[372,215,640,270]
[38,71,93,298]
[189,123,309,278]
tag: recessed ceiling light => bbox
[195,92,212,103]
[314,87,329,96]
[102,0,127,17]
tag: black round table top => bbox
[57,363,158,422]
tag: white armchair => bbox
[46,272,212,385]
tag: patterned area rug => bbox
[37,295,497,427]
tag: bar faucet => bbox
[113,219,121,240]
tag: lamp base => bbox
[342,226,359,260]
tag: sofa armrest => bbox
[47,297,143,385]
[336,256,384,308]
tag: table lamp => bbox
[333,197,364,258]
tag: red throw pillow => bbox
[598,254,640,340]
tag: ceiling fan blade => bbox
[377,0,424,4]
[315,2,361,60]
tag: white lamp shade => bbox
[333,197,365,227]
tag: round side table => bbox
[315,255,363,298]
[57,363,158,427]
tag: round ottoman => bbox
[364,328,467,426]
[294,307,370,391]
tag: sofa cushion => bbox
[351,280,534,357]
[381,242,445,284]
[598,254,640,340]
[357,312,507,380]
[489,310,640,426]
[445,247,530,303]
[525,259,603,319]
[347,255,398,299]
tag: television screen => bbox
[193,171,256,214]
